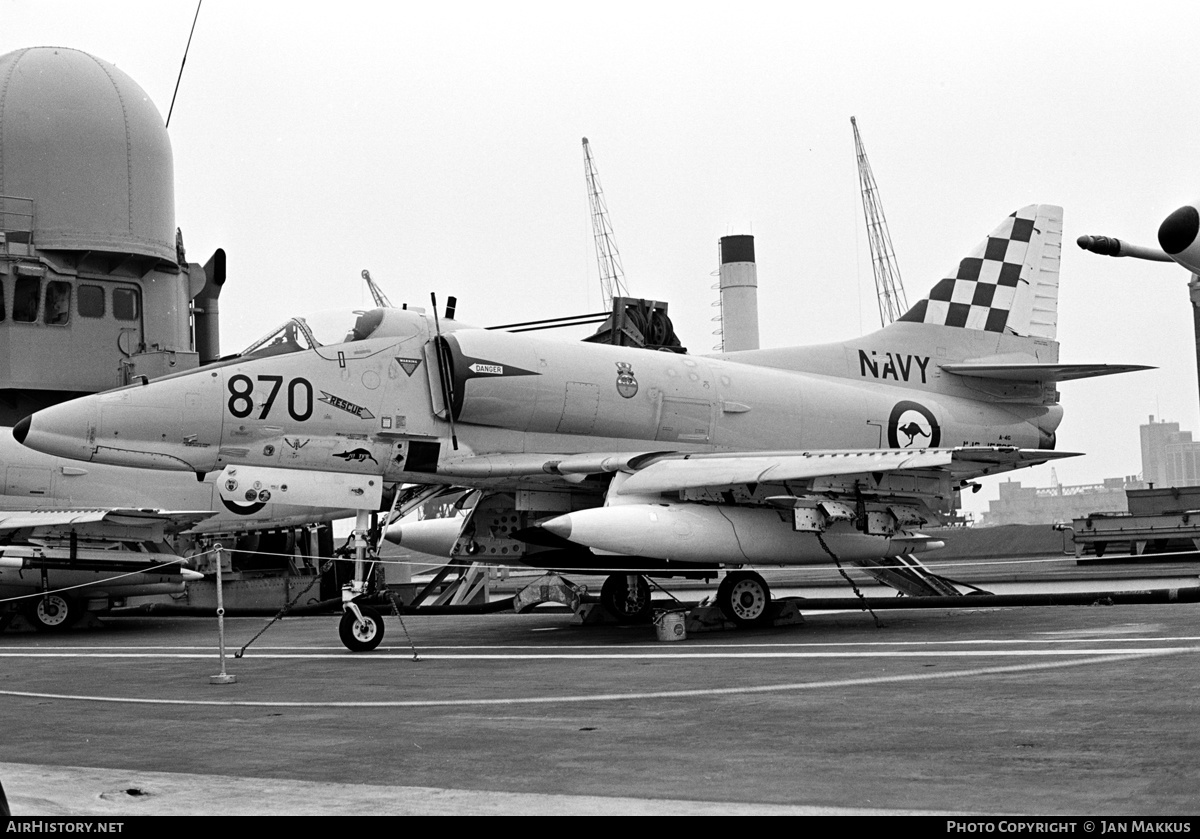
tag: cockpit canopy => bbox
[236,308,394,359]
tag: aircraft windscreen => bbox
[236,309,388,358]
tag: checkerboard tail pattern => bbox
[897,205,1062,340]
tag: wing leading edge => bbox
[0,508,215,540]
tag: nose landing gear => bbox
[339,602,385,652]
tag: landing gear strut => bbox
[600,573,653,623]
[717,571,772,627]
[340,509,384,651]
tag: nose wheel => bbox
[339,604,385,651]
[717,571,772,627]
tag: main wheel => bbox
[717,571,772,627]
[25,594,80,632]
[600,574,653,623]
[339,605,385,651]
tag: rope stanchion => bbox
[210,544,236,684]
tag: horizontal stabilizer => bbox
[939,362,1153,382]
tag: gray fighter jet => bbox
[15,205,1146,648]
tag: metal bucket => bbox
[654,610,687,642]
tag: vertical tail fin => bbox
[896,204,1062,340]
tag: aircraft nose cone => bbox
[12,416,30,445]
[1158,205,1199,255]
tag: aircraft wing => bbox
[612,446,1076,496]
[0,508,215,540]
[435,446,1074,495]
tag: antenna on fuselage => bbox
[430,293,459,451]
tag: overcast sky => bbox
[6,0,1200,516]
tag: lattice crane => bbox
[583,137,630,308]
[852,117,908,327]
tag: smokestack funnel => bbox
[718,234,759,352]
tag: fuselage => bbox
[13,307,1061,487]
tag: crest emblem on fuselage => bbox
[886,400,941,448]
[616,361,638,398]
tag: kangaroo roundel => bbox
[888,400,941,448]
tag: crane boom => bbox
[582,137,629,307]
[852,117,908,327]
[361,269,393,308]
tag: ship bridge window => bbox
[44,281,70,325]
[78,284,104,318]
[113,287,140,322]
[12,276,39,322]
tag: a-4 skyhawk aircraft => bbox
[14,204,1146,650]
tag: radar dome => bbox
[0,47,175,262]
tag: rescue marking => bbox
[319,390,375,420]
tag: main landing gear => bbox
[592,569,775,628]
[25,594,81,632]
[599,574,653,623]
[716,570,772,627]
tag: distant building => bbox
[1141,415,1200,488]
[979,415,1200,525]
[982,476,1141,526]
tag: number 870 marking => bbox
[227,374,314,421]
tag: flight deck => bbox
[2,553,1199,816]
